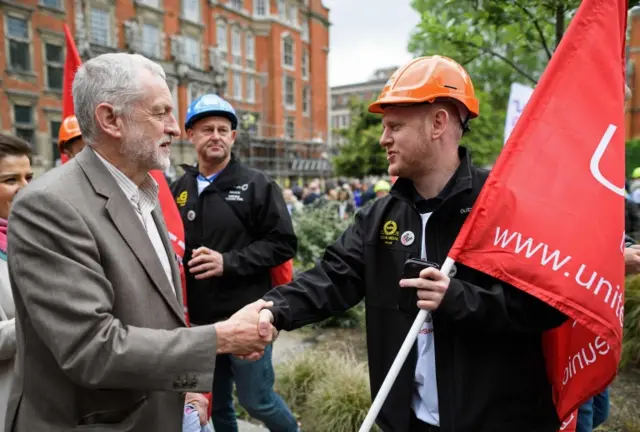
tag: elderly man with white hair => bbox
[4,53,274,432]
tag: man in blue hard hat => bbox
[170,94,298,432]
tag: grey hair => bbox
[72,53,166,145]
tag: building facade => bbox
[0,0,331,184]
[328,66,395,154]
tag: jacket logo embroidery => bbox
[176,191,188,207]
[380,220,399,245]
[225,184,249,202]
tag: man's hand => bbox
[185,392,209,426]
[625,245,640,275]
[214,300,275,357]
[189,247,224,279]
[400,266,450,311]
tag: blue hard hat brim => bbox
[185,110,238,130]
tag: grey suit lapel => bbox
[76,147,187,326]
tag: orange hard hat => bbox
[368,55,479,118]
[58,115,82,148]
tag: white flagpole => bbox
[358,257,457,432]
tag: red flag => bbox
[448,0,627,424]
[62,24,81,119]
[61,24,82,165]
[150,170,190,324]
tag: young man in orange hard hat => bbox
[259,56,567,432]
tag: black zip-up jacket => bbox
[171,154,297,324]
[264,147,567,432]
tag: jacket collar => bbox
[390,146,474,204]
[181,152,241,191]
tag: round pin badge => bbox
[400,231,415,246]
[187,210,196,221]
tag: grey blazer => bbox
[6,147,218,431]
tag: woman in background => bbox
[0,133,33,430]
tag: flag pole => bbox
[358,257,456,432]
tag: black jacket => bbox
[171,154,297,324]
[264,148,566,432]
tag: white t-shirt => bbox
[411,211,439,425]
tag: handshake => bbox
[213,300,277,361]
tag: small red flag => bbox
[150,170,190,324]
[62,24,81,120]
[448,0,627,425]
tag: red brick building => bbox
[0,0,331,183]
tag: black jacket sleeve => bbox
[263,210,367,331]
[222,178,297,277]
[437,276,568,332]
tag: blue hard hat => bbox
[185,94,238,130]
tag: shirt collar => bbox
[95,151,159,215]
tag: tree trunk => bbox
[555,3,565,48]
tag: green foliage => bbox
[292,202,352,271]
[312,301,365,330]
[274,351,328,413]
[626,139,640,178]
[275,350,381,432]
[621,275,640,370]
[332,98,387,178]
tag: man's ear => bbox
[186,127,194,141]
[431,108,449,141]
[95,103,124,140]
[230,129,237,144]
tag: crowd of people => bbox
[281,177,392,221]
[0,51,633,432]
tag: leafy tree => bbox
[332,98,386,178]
[408,0,639,166]
[627,138,640,178]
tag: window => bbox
[6,16,31,71]
[229,0,243,10]
[14,105,34,144]
[285,117,295,139]
[231,27,242,66]
[184,36,201,68]
[41,0,63,9]
[138,0,160,6]
[286,4,296,25]
[90,7,111,46]
[217,22,228,52]
[301,49,309,79]
[282,35,294,68]
[44,43,63,90]
[278,0,285,18]
[246,76,255,102]
[51,120,62,165]
[254,0,267,16]
[233,72,243,100]
[183,0,200,22]
[283,75,295,108]
[301,20,309,41]
[142,24,161,58]
[303,86,310,116]
[246,33,255,69]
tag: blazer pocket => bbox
[76,395,147,428]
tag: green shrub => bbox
[312,301,366,329]
[622,275,640,369]
[303,352,380,432]
[292,202,352,272]
[274,351,328,413]
[274,350,380,432]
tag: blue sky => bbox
[323,0,421,87]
